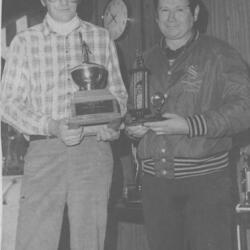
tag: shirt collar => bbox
[41,14,81,37]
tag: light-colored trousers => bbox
[15,137,113,250]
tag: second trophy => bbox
[126,52,167,126]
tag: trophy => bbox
[69,33,121,129]
[126,51,167,126]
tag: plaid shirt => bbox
[1,16,127,135]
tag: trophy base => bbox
[70,89,121,126]
[126,114,167,126]
[69,112,121,126]
[123,184,142,205]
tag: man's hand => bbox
[143,113,189,135]
[96,125,120,141]
[48,119,84,146]
[125,124,149,139]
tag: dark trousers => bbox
[142,170,235,250]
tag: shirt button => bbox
[161,158,166,163]
[161,148,166,153]
[162,170,168,175]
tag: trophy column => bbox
[123,52,149,204]
[126,52,150,125]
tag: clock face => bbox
[103,0,128,40]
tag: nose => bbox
[167,10,176,22]
[59,0,69,5]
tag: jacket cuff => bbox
[186,114,208,137]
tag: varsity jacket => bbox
[137,33,250,179]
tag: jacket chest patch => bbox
[180,65,202,92]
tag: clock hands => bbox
[106,12,117,26]
[110,13,117,23]
[103,0,128,40]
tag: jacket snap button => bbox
[162,170,168,175]
[161,158,166,163]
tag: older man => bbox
[126,0,250,249]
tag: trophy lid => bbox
[130,50,149,74]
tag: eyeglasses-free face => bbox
[156,0,199,44]
[41,0,79,22]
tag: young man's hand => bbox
[48,119,84,146]
[96,125,120,141]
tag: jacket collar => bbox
[159,30,200,54]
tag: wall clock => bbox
[103,0,128,40]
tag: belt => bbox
[29,135,57,141]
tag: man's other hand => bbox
[125,124,149,139]
[96,125,120,141]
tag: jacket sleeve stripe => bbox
[186,114,207,137]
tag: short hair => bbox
[153,0,200,15]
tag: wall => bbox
[205,0,250,65]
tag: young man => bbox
[126,0,250,249]
[0,0,127,249]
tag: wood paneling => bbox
[204,0,250,64]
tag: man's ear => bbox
[194,5,200,22]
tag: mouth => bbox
[56,7,71,11]
[166,24,178,28]
[166,25,179,31]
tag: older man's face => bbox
[41,0,79,22]
[156,0,199,43]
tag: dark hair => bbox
[153,0,200,15]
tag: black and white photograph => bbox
[1,0,250,250]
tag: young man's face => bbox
[156,0,199,43]
[41,0,79,22]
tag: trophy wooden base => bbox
[123,184,142,205]
[70,89,121,126]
